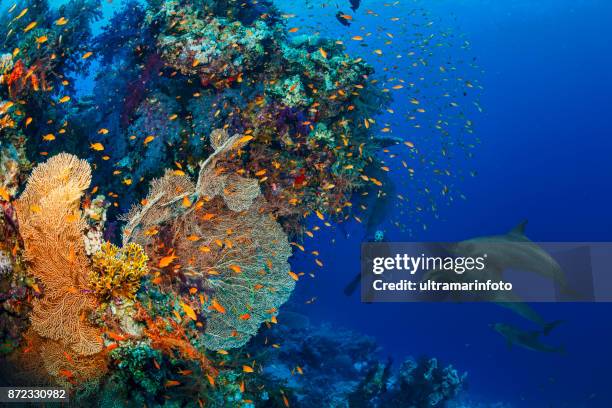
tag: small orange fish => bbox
[211,299,226,314]
[106,331,127,342]
[180,302,197,321]
[158,254,177,268]
[63,351,75,364]
[242,365,254,373]
[206,374,215,387]
[164,380,180,387]
[23,21,37,32]
[0,186,10,201]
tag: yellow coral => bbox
[90,242,149,302]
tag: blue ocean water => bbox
[282,1,612,407]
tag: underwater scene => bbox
[0,0,611,406]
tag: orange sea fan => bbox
[15,153,103,357]
[9,329,107,389]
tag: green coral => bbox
[90,242,149,302]
[269,75,312,108]
[308,123,335,147]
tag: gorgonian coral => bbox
[14,153,108,387]
[15,153,103,356]
[90,242,149,302]
[123,132,295,350]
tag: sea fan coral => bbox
[15,153,103,357]
[90,242,149,302]
[124,133,295,350]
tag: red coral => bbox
[134,304,218,377]
[6,60,48,97]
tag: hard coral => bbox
[91,242,149,303]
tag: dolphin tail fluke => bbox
[344,273,361,296]
[543,320,564,336]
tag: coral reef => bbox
[81,0,391,234]
[124,132,295,350]
[0,0,102,194]
[0,0,475,406]
[348,357,467,408]
[0,200,31,356]
[246,313,467,408]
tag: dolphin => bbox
[491,323,565,354]
[447,221,569,290]
[421,222,572,331]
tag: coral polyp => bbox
[90,242,149,302]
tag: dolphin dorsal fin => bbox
[509,220,528,237]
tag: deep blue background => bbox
[283,1,612,407]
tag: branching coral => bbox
[90,242,149,302]
[15,153,104,358]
